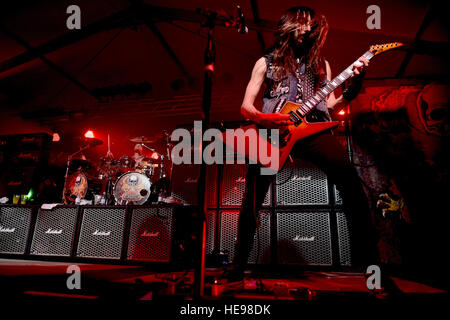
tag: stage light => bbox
[84,130,95,138]
[52,133,60,142]
[26,188,34,200]
[338,109,346,116]
[151,152,159,160]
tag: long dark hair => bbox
[269,6,328,80]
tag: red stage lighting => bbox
[338,109,346,116]
[151,152,159,160]
[52,133,60,142]
[84,130,95,138]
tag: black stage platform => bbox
[0,258,447,315]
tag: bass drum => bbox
[113,171,151,205]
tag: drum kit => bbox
[62,132,173,205]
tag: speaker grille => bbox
[206,211,216,255]
[127,207,174,262]
[0,206,32,254]
[76,207,126,259]
[219,210,271,264]
[221,164,271,207]
[276,160,329,205]
[336,212,352,266]
[170,164,217,206]
[334,185,343,205]
[30,207,78,256]
[277,211,332,265]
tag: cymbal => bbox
[130,136,156,143]
[86,138,103,146]
[130,132,171,144]
[78,137,103,147]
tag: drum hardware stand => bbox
[140,142,170,201]
[103,134,115,205]
[162,130,172,169]
[104,175,114,205]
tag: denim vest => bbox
[262,55,331,122]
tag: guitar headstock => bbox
[369,42,404,56]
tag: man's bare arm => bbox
[241,57,291,128]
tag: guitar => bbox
[222,42,404,172]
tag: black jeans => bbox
[234,133,378,269]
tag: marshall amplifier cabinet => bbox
[336,211,352,266]
[170,164,217,206]
[219,210,271,264]
[30,206,78,257]
[0,133,52,198]
[276,159,329,206]
[277,211,332,266]
[334,185,343,205]
[126,206,175,262]
[0,205,33,255]
[76,207,126,259]
[205,210,216,255]
[221,164,271,207]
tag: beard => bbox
[291,32,317,58]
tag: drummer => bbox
[132,144,159,169]
[132,144,145,168]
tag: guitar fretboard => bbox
[296,50,375,116]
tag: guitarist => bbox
[229,6,381,285]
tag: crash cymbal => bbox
[78,137,103,147]
[86,138,103,146]
[130,132,171,144]
[130,136,156,143]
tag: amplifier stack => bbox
[1,159,351,267]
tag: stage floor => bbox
[0,258,446,304]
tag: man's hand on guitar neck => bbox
[256,112,293,129]
[351,57,369,79]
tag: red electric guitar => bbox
[221,42,404,172]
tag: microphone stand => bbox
[191,4,247,299]
[193,10,217,299]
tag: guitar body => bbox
[222,101,340,172]
[277,101,340,169]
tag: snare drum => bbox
[113,171,151,205]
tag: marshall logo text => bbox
[92,230,111,236]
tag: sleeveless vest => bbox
[262,55,331,122]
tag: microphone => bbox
[236,5,248,34]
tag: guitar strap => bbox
[295,64,315,103]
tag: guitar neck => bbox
[296,50,375,117]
